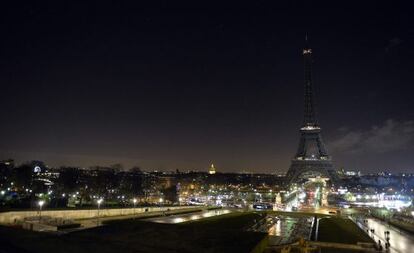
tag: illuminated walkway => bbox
[355,217,414,253]
[145,209,232,224]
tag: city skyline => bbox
[1,3,414,173]
[2,3,414,253]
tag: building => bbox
[209,164,216,175]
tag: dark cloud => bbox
[385,37,403,53]
[329,119,414,154]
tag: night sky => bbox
[1,2,414,173]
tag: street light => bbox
[38,200,45,221]
[96,198,103,226]
[133,198,137,218]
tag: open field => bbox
[318,217,373,244]
[0,211,267,253]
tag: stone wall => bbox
[0,206,194,224]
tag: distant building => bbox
[0,159,14,188]
[0,159,14,167]
[345,170,360,177]
[209,164,216,175]
[337,168,361,178]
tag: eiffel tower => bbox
[285,38,338,185]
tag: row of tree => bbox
[0,160,178,208]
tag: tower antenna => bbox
[305,33,309,49]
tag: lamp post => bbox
[96,198,103,226]
[159,197,165,215]
[38,200,45,221]
[133,198,137,218]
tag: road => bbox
[282,187,336,215]
[355,217,414,253]
[266,215,313,245]
[145,209,232,224]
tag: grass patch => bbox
[318,217,373,244]
[0,211,267,253]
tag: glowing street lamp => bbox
[38,200,45,221]
[96,198,103,226]
[133,198,137,218]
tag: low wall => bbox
[309,241,376,251]
[388,220,414,233]
[268,240,376,252]
[355,213,414,236]
[250,235,269,253]
[0,206,195,224]
[22,222,59,232]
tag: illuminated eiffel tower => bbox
[285,38,338,185]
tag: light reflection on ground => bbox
[267,216,313,245]
[146,209,231,224]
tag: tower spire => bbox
[302,36,318,127]
[285,41,338,186]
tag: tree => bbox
[57,167,81,193]
[119,167,143,197]
[0,159,14,188]
[162,185,178,204]
[12,164,33,190]
[89,166,120,198]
